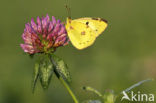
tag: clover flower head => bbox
[20,14,68,54]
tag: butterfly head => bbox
[65,17,73,31]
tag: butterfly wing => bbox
[66,18,96,50]
[72,17,108,37]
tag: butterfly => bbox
[65,17,108,50]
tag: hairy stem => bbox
[59,77,79,103]
[49,54,79,103]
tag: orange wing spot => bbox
[81,31,86,35]
[70,26,73,29]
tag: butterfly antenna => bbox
[64,3,71,19]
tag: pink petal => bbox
[52,16,56,25]
[20,44,35,54]
[31,18,37,32]
[48,22,54,33]
[37,16,42,33]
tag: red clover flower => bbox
[20,14,68,54]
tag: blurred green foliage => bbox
[0,0,156,103]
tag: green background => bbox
[0,0,156,103]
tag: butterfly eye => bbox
[86,22,89,25]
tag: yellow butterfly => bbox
[65,17,108,50]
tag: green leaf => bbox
[103,90,115,103]
[32,60,40,93]
[39,54,53,89]
[50,54,71,83]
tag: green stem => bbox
[49,54,79,103]
[59,77,79,103]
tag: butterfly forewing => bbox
[73,18,108,37]
[65,17,108,50]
